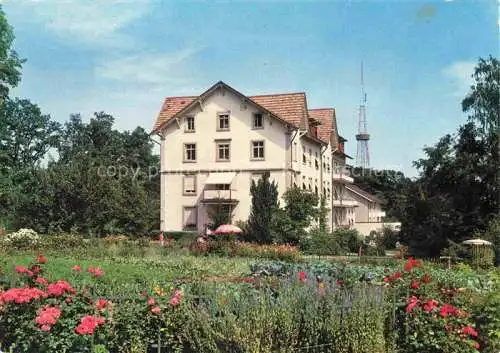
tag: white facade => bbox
[154,82,383,233]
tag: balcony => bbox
[332,199,358,207]
[370,210,386,218]
[332,173,354,184]
[202,189,238,204]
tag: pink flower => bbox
[1,287,45,304]
[88,267,104,277]
[462,326,478,337]
[423,299,439,313]
[168,289,184,307]
[75,315,105,335]
[15,265,33,277]
[47,280,74,297]
[72,265,81,272]
[96,298,108,311]
[151,306,161,314]
[35,277,48,286]
[406,296,419,313]
[35,306,61,327]
[147,297,155,306]
[40,324,51,332]
[473,342,480,350]
[298,271,307,281]
[439,303,457,318]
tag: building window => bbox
[315,185,318,196]
[183,174,196,195]
[293,142,298,162]
[302,146,306,164]
[253,113,263,129]
[218,113,230,130]
[216,141,230,161]
[302,183,306,190]
[184,143,196,162]
[251,141,265,160]
[308,149,312,166]
[185,116,195,132]
[183,206,197,230]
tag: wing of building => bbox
[151,81,391,235]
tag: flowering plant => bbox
[385,257,481,353]
[0,228,40,249]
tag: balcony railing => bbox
[331,173,354,184]
[332,199,358,207]
[202,189,238,203]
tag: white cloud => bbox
[97,47,202,85]
[6,0,151,47]
[442,61,476,96]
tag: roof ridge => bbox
[164,95,198,99]
[309,108,335,111]
[249,92,306,97]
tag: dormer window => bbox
[253,113,263,129]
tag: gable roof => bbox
[308,108,341,148]
[250,92,308,129]
[151,81,312,134]
[345,184,385,204]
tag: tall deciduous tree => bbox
[0,5,24,99]
[401,57,499,257]
[247,172,279,244]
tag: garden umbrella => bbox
[461,239,493,246]
[214,224,243,234]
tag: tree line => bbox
[1,6,498,258]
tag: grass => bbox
[0,250,258,296]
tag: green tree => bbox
[352,168,412,221]
[0,5,24,100]
[402,57,499,257]
[272,186,319,244]
[247,172,279,244]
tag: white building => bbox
[151,81,384,233]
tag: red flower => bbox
[35,277,48,286]
[31,264,42,275]
[96,298,108,311]
[35,306,61,330]
[37,254,47,264]
[439,303,458,317]
[404,257,422,272]
[1,287,46,304]
[47,280,74,297]
[168,289,184,307]
[15,265,33,277]
[75,315,105,335]
[410,280,420,290]
[406,296,419,313]
[462,326,478,337]
[147,297,155,306]
[472,342,480,350]
[65,296,73,304]
[72,265,81,272]
[88,267,104,277]
[393,271,402,280]
[298,271,307,281]
[423,299,439,313]
[151,306,161,314]
[422,273,431,284]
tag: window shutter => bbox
[183,175,196,194]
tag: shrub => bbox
[0,228,41,250]
[333,228,363,253]
[300,227,343,256]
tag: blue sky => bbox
[2,0,498,176]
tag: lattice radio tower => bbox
[355,62,370,169]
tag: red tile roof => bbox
[308,108,335,143]
[152,96,197,132]
[249,92,307,128]
[151,84,310,133]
